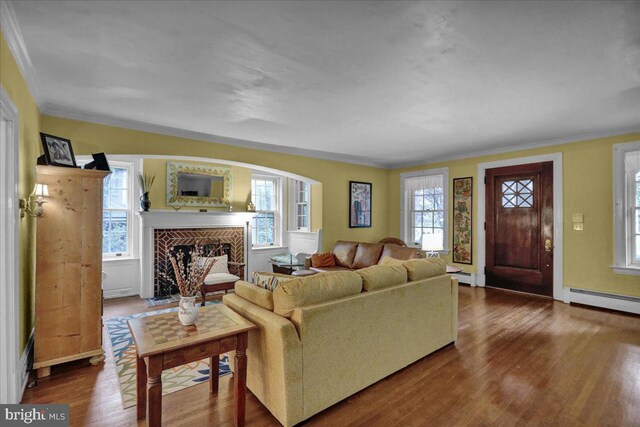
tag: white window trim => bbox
[612,141,640,276]
[103,161,134,259]
[251,174,284,248]
[76,156,140,261]
[400,167,449,252]
[288,179,311,231]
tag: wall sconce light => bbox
[20,183,49,218]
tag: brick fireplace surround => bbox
[153,227,244,297]
[139,211,253,298]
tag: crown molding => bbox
[41,103,389,169]
[0,0,45,107]
[43,101,640,171]
[388,126,640,170]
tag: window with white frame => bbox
[293,180,310,231]
[252,175,282,247]
[102,163,133,257]
[401,169,449,250]
[613,142,640,273]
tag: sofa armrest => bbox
[223,294,303,427]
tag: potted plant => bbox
[163,243,216,325]
[137,173,155,211]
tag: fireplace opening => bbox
[157,241,232,298]
[153,227,245,299]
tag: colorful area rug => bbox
[105,302,231,408]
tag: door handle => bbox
[545,239,553,252]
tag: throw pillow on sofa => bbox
[251,271,294,291]
[356,264,408,291]
[311,252,336,268]
[378,256,405,267]
[273,271,363,318]
[403,258,447,281]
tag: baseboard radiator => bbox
[569,288,640,315]
[452,272,476,286]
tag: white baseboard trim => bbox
[103,289,140,299]
[568,288,640,315]
[453,272,477,286]
[19,329,34,400]
[475,273,486,287]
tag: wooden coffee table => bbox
[128,304,256,427]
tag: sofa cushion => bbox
[235,280,274,310]
[378,256,405,267]
[403,258,447,281]
[251,271,294,291]
[333,241,359,268]
[356,264,408,291]
[273,271,363,318]
[352,243,384,269]
[310,266,353,273]
[379,244,421,262]
[311,252,336,268]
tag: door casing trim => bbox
[477,153,564,301]
[0,84,21,403]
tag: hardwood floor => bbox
[22,286,640,426]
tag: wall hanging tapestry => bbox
[453,177,473,264]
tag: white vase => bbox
[178,296,199,326]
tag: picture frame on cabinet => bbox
[40,133,77,168]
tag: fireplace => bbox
[153,227,243,298]
[138,210,253,298]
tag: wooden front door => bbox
[485,162,553,297]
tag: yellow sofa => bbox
[223,258,458,426]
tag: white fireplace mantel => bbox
[138,210,254,298]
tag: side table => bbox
[128,304,256,427]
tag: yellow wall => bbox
[1,32,41,352]
[311,183,323,232]
[388,133,640,297]
[40,115,390,250]
[142,158,253,212]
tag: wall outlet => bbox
[573,223,584,231]
[572,213,584,222]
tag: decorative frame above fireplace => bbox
[166,161,232,208]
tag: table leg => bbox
[234,333,249,427]
[136,354,147,420]
[147,355,163,427]
[210,355,219,395]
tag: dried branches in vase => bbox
[161,243,216,297]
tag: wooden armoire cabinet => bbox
[34,165,110,378]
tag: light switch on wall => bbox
[572,213,584,231]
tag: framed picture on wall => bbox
[349,181,372,228]
[40,133,77,168]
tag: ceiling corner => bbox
[0,0,45,108]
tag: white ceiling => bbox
[8,0,640,168]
